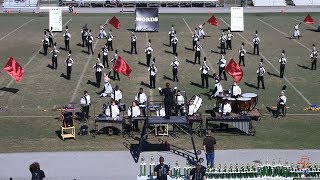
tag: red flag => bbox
[225,58,243,83]
[2,57,24,83]
[108,16,121,29]
[207,15,218,26]
[303,14,314,24]
[113,56,132,78]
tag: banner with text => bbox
[231,7,244,32]
[49,8,62,32]
[135,8,159,32]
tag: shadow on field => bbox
[190,81,203,88]
[267,72,280,78]
[163,43,170,47]
[0,87,19,94]
[211,50,220,54]
[55,130,63,140]
[123,49,132,54]
[266,106,277,116]
[76,43,83,47]
[297,64,310,70]
[307,28,320,32]
[185,59,195,65]
[140,81,151,88]
[60,73,69,80]
[87,80,98,87]
[185,47,194,51]
[244,82,258,89]
[46,64,54,70]
[138,61,148,67]
[163,75,174,81]
[164,50,174,54]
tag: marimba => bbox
[95,116,124,134]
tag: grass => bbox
[0,13,319,152]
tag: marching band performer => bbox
[170,56,179,82]
[253,33,261,55]
[239,42,246,66]
[81,27,88,47]
[93,54,104,87]
[217,54,227,81]
[192,32,199,51]
[256,60,266,89]
[48,27,54,47]
[42,33,49,55]
[275,91,287,118]
[135,88,147,117]
[175,90,185,116]
[128,101,141,131]
[80,90,91,121]
[99,74,113,97]
[148,60,157,89]
[200,58,210,89]
[226,29,234,50]
[50,43,60,70]
[194,41,202,64]
[219,32,226,54]
[107,29,114,51]
[130,31,137,54]
[64,50,73,80]
[219,100,232,116]
[229,81,241,98]
[279,50,287,78]
[111,85,123,104]
[104,100,120,118]
[110,50,120,81]
[145,43,154,66]
[63,27,71,51]
[198,23,205,39]
[291,22,302,39]
[87,29,94,54]
[310,44,318,70]
[102,43,109,68]
[171,34,178,55]
[168,25,176,47]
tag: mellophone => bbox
[216,92,258,113]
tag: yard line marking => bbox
[220,18,311,106]
[0,18,72,97]
[257,18,311,51]
[290,17,317,29]
[182,17,215,73]
[70,19,108,102]
[0,19,34,41]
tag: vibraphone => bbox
[206,115,255,135]
[95,116,124,134]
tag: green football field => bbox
[0,12,319,152]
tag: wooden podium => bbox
[61,126,76,140]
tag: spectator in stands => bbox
[189,161,207,180]
[29,162,45,180]
[203,130,216,168]
[154,157,170,180]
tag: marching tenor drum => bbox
[242,93,258,110]
[236,97,251,113]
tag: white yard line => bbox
[290,17,317,29]
[220,18,311,106]
[257,18,311,51]
[0,18,73,97]
[0,19,34,41]
[182,17,215,73]
[69,19,108,102]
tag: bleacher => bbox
[293,0,320,6]
[60,0,220,7]
[2,0,39,8]
[252,0,286,6]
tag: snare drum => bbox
[236,97,251,112]
[242,93,258,110]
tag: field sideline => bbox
[0,12,319,152]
